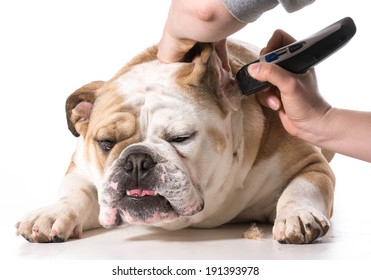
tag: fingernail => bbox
[268,97,280,111]
[248,63,260,76]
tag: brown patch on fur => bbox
[227,40,260,73]
[208,127,227,154]
[174,44,230,116]
[85,120,139,176]
[66,81,104,137]
[68,212,77,222]
[321,148,335,162]
[82,83,142,176]
[297,169,335,217]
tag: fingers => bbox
[260,29,296,55]
[255,89,282,111]
[157,33,196,63]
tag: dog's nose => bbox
[124,153,156,176]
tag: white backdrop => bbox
[0,0,370,260]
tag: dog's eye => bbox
[97,140,116,152]
[171,136,190,143]
[169,132,196,143]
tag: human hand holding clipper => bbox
[244,18,371,162]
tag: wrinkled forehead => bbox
[117,60,182,98]
[105,60,200,128]
[113,60,198,113]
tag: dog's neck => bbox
[231,96,265,175]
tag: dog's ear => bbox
[176,43,240,112]
[65,81,104,137]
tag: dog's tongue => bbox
[127,189,157,197]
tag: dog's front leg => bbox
[16,172,100,243]
[273,171,335,244]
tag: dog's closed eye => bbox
[170,136,191,143]
[168,132,196,144]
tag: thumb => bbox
[157,33,196,63]
[248,62,292,93]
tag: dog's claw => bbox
[51,235,65,243]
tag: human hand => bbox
[248,29,331,138]
[157,0,246,69]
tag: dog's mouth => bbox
[125,188,179,219]
[99,184,203,227]
[119,188,179,224]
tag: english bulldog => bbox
[16,41,335,244]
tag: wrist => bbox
[296,106,335,147]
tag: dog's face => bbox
[66,45,244,229]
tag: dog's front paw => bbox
[273,208,330,244]
[15,203,83,243]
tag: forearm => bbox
[171,0,246,42]
[301,108,371,162]
[222,0,316,23]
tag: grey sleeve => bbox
[222,0,316,23]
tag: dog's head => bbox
[66,43,252,229]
